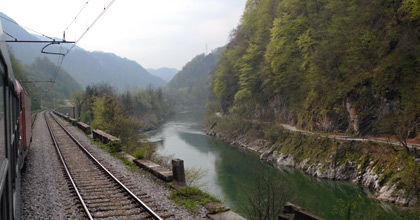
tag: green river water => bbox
[146,111,407,219]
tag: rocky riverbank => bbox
[205,124,418,207]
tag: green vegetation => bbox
[72,83,173,156]
[11,54,82,110]
[170,186,220,215]
[121,86,173,129]
[132,143,155,159]
[208,115,420,204]
[208,0,420,136]
[203,0,420,207]
[185,167,209,189]
[240,170,291,220]
[166,47,224,110]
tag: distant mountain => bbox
[61,49,166,91]
[10,53,83,110]
[0,12,44,65]
[147,67,178,82]
[166,47,224,108]
[0,12,166,92]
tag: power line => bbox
[66,0,117,55]
[20,80,59,83]
[64,0,91,39]
[0,15,54,40]
[3,31,17,41]
[5,40,74,43]
[1,0,117,93]
[47,0,117,93]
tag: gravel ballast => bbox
[20,112,207,219]
[20,112,84,219]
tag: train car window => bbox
[0,61,4,158]
[8,89,11,150]
[5,88,11,159]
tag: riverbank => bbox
[204,113,420,207]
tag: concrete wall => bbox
[56,107,77,118]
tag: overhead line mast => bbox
[5,40,74,44]
[1,0,117,88]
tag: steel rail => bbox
[48,111,162,220]
[44,112,93,220]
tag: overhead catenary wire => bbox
[0,15,54,40]
[1,0,117,92]
[51,45,65,82]
[66,0,117,55]
[63,0,91,39]
[47,0,117,92]
[3,31,17,41]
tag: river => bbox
[145,110,405,219]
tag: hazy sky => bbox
[2,0,248,69]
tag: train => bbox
[0,22,32,219]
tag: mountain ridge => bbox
[147,67,178,82]
[1,12,165,92]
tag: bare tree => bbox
[240,171,290,220]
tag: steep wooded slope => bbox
[166,47,224,108]
[209,0,420,136]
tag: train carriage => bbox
[0,21,31,220]
[16,80,31,168]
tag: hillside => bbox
[11,55,82,110]
[147,67,178,82]
[62,49,166,91]
[208,0,420,137]
[166,47,224,109]
[1,12,165,92]
[204,0,420,207]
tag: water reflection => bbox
[146,111,403,219]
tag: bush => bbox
[170,186,220,215]
[132,143,156,159]
[106,141,121,153]
[185,167,209,189]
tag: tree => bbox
[91,95,141,151]
[240,170,290,220]
[71,91,85,119]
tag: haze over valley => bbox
[2,1,420,219]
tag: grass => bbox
[170,186,221,215]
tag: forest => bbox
[166,47,224,109]
[11,55,82,110]
[209,0,420,138]
[72,83,173,154]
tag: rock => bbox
[276,153,296,167]
[207,210,247,220]
[204,202,230,214]
[207,125,419,207]
[357,166,379,189]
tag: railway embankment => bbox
[53,111,246,219]
[22,111,208,219]
[204,114,420,207]
[20,112,87,219]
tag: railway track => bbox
[44,111,168,220]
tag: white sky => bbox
[2,0,247,69]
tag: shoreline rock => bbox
[205,128,417,207]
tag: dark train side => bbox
[0,22,32,220]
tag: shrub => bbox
[170,186,220,215]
